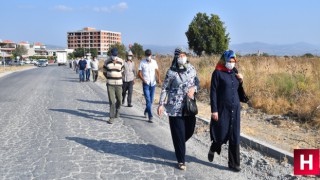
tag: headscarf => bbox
[170,47,187,72]
[215,50,236,72]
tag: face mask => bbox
[111,56,117,61]
[146,56,151,61]
[225,62,235,70]
[177,57,187,65]
[128,56,132,60]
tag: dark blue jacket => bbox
[210,69,241,145]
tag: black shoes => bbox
[228,165,241,172]
[127,104,133,107]
[208,150,215,162]
[148,117,153,123]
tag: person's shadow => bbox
[66,136,227,170]
[77,99,109,105]
[49,108,108,122]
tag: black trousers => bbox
[209,139,240,167]
[122,81,133,105]
[169,116,196,164]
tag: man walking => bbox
[122,50,136,107]
[85,56,92,81]
[91,57,99,82]
[78,57,87,82]
[138,49,161,123]
[103,48,124,124]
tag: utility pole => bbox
[2,52,5,67]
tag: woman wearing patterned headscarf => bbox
[208,50,243,172]
[157,47,200,171]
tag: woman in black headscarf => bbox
[157,47,199,170]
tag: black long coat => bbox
[210,69,241,145]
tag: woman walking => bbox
[157,47,199,170]
[208,50,243,172]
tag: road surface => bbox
[0,65,305,179]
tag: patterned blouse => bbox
[159,63,199,117]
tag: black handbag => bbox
[183,96,198,116]
[238,83,249,103]
[233,68,249,103]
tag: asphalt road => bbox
[0,65,304,179]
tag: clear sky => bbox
[0,0,319,48]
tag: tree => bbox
[108,43,126,59]
[302,53,314,58]
[186,13,230,56]
[130,43,144,60]
[72,48,98,58]
[68,53,75,60]
[13,45,28,58]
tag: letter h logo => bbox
[294,149,320,175]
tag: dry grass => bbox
[156,55,320,128]
[0,65,34,73]
[97,56,320,128]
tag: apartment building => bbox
[67,27,122,56]
[0,40,17,58]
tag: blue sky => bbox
[0,0,319,48]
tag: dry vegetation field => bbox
[0,65,34,74]
[98,56,320,129]
[155,55,320,129]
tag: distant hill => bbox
[144,42,320,56]
[230,42,320,56]
[143,45,179,55]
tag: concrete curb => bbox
[196,115,294,165]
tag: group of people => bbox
[72,47,244,172]
[70,57,99,82]
[102,48,160,124]
[157,48,242,172]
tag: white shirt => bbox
[86,59,92,69]
[90,60,99,71]
[138,59,158,86]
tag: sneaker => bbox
[107,118,114,124]
[127,104,133,107]
[178,163,186,170]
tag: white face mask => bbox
[225,62,235,70]
[177,57,187,65]
[111,56,117,60]
[146,56,151,61]
[128,56,132,60]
